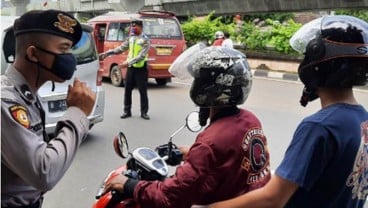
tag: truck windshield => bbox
[142,17,182,40]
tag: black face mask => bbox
[31,46,77,80]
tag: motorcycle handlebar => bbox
[155,143,183,166]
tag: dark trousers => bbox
[123,64,149,115]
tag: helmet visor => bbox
[290,15,368,55]
[169,42,207,80]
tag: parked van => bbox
[1,18,105,135]
[88,10,186,87]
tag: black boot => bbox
[120,112,132,119]
[141,113,150,120]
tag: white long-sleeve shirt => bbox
[222,38,234,48]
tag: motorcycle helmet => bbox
[215,31,224,39]
[170,45,252,107]
[290,15,368,106]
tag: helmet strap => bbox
[198,107,210,126]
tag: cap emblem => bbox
[54,13,76,34]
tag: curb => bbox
[252,69,299,82]
[251,69,368,91]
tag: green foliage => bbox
[266,19,302,53]
[334,9,368,22]
[181,10,368,55]
[182,12,301,55]
[78,17,90,23]
[233,18,301,54]
[240,23,268,50]
[181,12,235,46]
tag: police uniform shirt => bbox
[1,65,89,207]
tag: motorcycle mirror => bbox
[113,132,129,158]
[185,111,202,132]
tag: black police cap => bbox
[13,9,82,46]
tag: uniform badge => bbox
[9,105,30,128]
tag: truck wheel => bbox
[110,66,124,87]
[155,78,168,86]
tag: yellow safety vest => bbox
[128,36,148,68]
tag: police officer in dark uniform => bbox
[1,10,96,208]
[100,18,151,120]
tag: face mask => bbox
[34,47,77,80]
[130,27,137,35]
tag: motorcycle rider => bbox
[103,46,271,207]
[212,31,225,46]
[210,15,368,208]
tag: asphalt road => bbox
[42,77,368,208]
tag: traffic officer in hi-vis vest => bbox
[1,9,96,208]
[100,18,151,120]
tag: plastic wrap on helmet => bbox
[290,15,368,54]
[188,46,253,107]
[169,42,207,80]
[321,15,368,43]
[290,17,323,53]
[188,46,247,78]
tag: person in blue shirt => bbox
[210,15,368,208]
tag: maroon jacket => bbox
[212,39,224,46]
[132,108,271,207]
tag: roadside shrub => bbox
[182,12,302,55]
[180,11,368,55]
[181,12,235,46]
[239,22,269,50]
[266,19,302,54]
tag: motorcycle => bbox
[92,111,203,208]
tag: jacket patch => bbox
[9,105,30,128]
[242,128,270,184]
